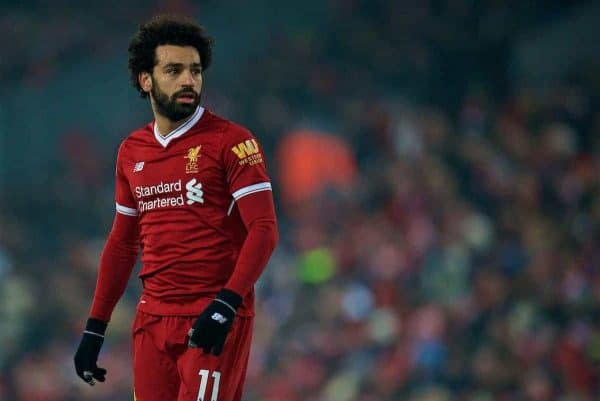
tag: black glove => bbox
[188,288,242,355]
[74,318,107,385]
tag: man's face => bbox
[146,45,203,121]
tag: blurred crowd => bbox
[1,1,599,401]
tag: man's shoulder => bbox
[203,110,253,143]
[119,122,153,150]
[126,122,154,142]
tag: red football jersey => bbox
[115,106,272,317]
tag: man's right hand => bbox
[74,318,108,385]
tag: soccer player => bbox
[73,15,278,401]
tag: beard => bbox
[151,77,201,122]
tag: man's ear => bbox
[139,72,152,94]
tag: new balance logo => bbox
[133,162,145,172]
[231,139,259,159]
[186,178,204,205]
[211,313,228,324]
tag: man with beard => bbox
[73,15,278,401]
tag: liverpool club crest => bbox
[185,146,201,174]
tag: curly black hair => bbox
[128,15,213,98]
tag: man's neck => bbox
[153,111,191,138]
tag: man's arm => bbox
[74,212,139,385]
[224,190,278,296]
[90,141,140,321]
[75,140,140,385]
[90,212,140,321]
[187,190,278,355]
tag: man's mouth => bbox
[176,93,196,104]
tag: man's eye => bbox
[192,69,202,75]
[166,68,179,75]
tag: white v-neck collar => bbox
[153,106,205,148]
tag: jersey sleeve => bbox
[114,142,138,217]
[222,124,272,201]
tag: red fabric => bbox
[89,213,140,321]
[225,191,278,296]
[92,108,276,319]
[132,310,252,401]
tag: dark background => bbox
[1,1,599,400]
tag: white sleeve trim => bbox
[232,182,272,201]
[115,202,138,216]
[83,330,105,338]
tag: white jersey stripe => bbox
[232,182,272,201]
[226,199,236,216]
[116,202,138,216]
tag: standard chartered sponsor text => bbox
[138,194,185,212]
[136,180,185,212]
[135,180,182,198]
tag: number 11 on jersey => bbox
[197,369,221,401]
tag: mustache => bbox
[173,89,199,98]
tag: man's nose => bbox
[180,70,196,86]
